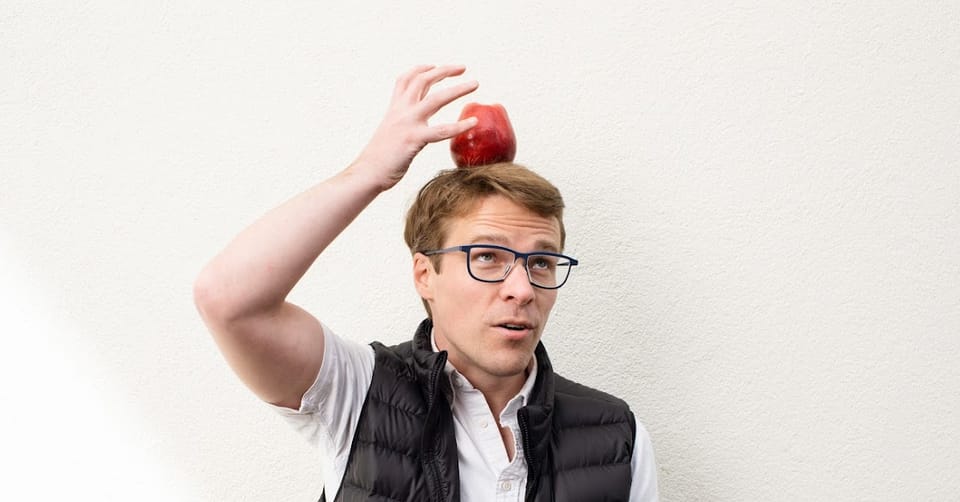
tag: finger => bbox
[420,79,479,116]
[423,116,478,143]
[404,64,468,102]
[392,64,437,100]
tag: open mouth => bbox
[497,322,534,333]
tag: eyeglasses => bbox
[420,244,579,290]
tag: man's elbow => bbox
[193,266,236,331]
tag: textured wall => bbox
[2,1,958,500]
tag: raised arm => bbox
[193,65,478,409]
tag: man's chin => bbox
[485,350,536,377]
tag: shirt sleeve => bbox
[269,323,375,488]
[629,421,660,502]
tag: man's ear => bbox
[412,253,435,301]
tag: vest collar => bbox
[410,319,459,501]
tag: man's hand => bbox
[350,64,479,191]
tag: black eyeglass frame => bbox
[420,244,579,290]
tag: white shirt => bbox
[275,324,659,501]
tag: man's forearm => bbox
[194,162,383,323]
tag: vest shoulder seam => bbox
[555,458,633,475]
[351,436,420,461]
[366,391,428,417]
[555,419,631,432]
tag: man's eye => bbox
[531,256,556,270]
[474,252,497,263]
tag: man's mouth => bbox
[495,321,534,334]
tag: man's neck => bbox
[463,367,529,420]
[429,329,536,419]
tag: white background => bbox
[2,1,958,500]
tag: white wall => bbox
[2,1,957,500]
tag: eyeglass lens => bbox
[467,246,572,288]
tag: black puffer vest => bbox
[323,319,636,501]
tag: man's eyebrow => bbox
[534,240,560,253]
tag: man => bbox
[194,64,659,501]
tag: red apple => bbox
[450,103,516,168]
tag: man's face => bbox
[413,195,562,387]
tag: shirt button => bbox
[480,421,488,429]
[500,480,512,491]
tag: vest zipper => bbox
[518,408,537,500]
[426,351,447,408]
[424,351,448,502]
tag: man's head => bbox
[405,163,568,387]
[404,162,566,275]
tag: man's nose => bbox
[499,258,535,304]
